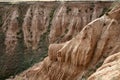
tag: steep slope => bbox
[5,9,19,54]
[88,52,120,80]
[22,3,54,50]
[12,3,120,80]
[49,2,111,43]
[0,1,112,79]
[0,2,56,79]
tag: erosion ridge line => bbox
[0,1,113,80]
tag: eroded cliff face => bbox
[49,2,111,43]
[0,1,112,79]
[88,4,120,80]
[11,3,120,80]
[5,9,19,54]
[22,4,52,50]
[88,52,120,80]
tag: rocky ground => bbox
[0,1,118,80]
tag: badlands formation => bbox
[1,1,120,80]
[10,2,120,80]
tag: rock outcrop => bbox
[22,4,52,50]
[5,9,19,54]
[0,1,113,79]
[49,2,111,43]
[88,52,120,80]
[0,3,55,79]
[11,3,120,80]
